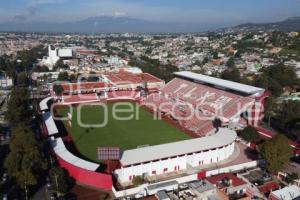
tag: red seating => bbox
[62,93,98,103]
[104,71,162,84]
[107,90,139,99]
[60,82,109,93]
[144,77,257,137]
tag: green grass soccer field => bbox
[57,102,190,162]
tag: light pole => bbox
[54,173,59,196]
[24,180,28,200]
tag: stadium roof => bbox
[50,137,100,171]
[120,128,237,166]
[174,71,264,95]
[39,96,52,111]
[42,112,58,136]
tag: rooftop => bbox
[189,180,215,193]
[174,71,264,95]
[120,128,237,166]
[39,96,52,111]
[271,185,300,200]
[50,137,100,171]
[206,173,246,188]
[42,112,58,136]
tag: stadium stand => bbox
[104,70,162,85]
[107,90,140,99]
[50,137,100,171]
[60,82,109,93]
[56,71,164,96]
[116,128,236,182]
[143,72,266,137]
[61,93,99,104]
[40,97,113,190]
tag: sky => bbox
[0,0,299,26]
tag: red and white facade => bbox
[115,128,236,183]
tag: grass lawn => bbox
[57,102,190,162]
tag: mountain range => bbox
[228,17,300,32]
[0,16,299,33]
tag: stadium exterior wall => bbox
[112,160,261,198]
[248,90,269,127]
[115,141,235,183]
[55,154,113,190]
[39,97,113,191]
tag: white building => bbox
[39,45,73,70]
[0,76,13,89]
[269,185,300,200]
[115,128,236,183]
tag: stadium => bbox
[39,70,268,195]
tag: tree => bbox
[132,176,143,186]
[5,86,30,125]
[239,126,260,143]
[255,75,283,97]
[259,134,293,173]
[276,100,300,130]
[265,64,298,88]
[53,84,64,96]
[255,64,299,97]
[263,97,277,127]
[4,125,47,189]
[220,67,241,82]
[226,57,235,68]
[286,172,299,184]
[49,167,71,195]
[57,72,69,81]
[53,59,68,70]
[213,52,219,59]
[212,118,222,131]
[202,57,209,65]
[32,65,50,72]
[15,45,46,71]
[86,71,99,82]
[69,74,76,82]
[234,50,242,58]
[16,72,29,87]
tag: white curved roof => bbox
[39,96,52,111]
[120,128,237,166]
[50,137,100,171]
[174,71,264,95]
[42,112,58,136]
[41,96,100,172]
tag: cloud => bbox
[26,0,67,6]
[28,6,37,16]
[3,0,298,26]
[113,11,126,17]
[13,15,27,21]
[83,1,244,25]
